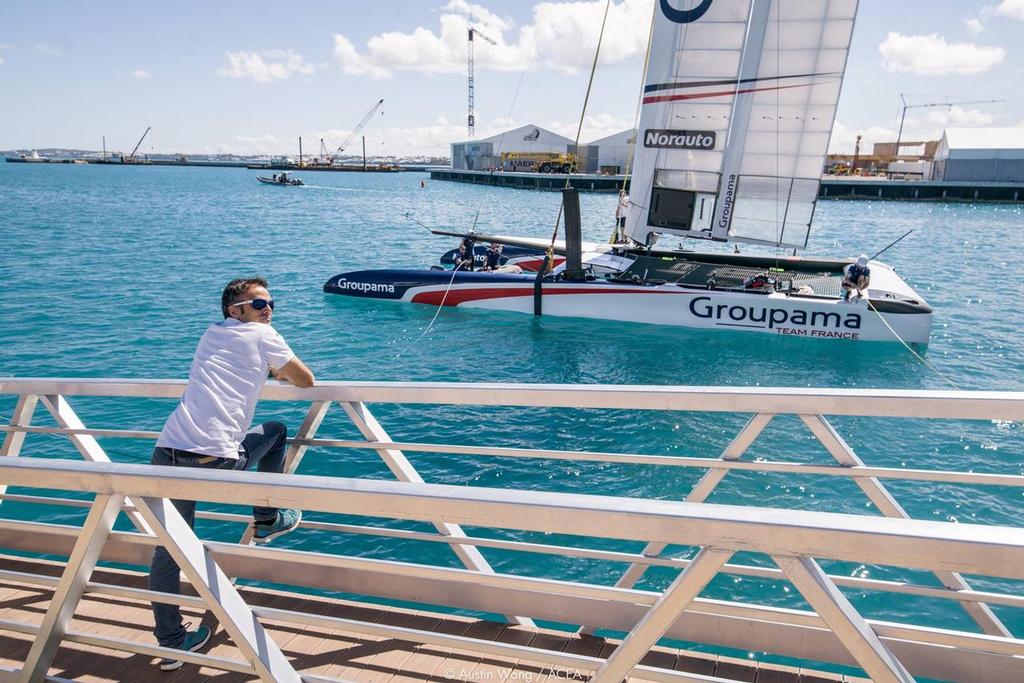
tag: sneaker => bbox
[253,509,302,545]
[159,623,211,671]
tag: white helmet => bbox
[856,254,869,267]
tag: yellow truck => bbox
[500,152,578,174]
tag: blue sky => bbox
[1,0,1022,157]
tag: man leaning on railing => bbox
[147,277,315,670]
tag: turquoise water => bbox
[2,163,1023,673]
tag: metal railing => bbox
[0,377,1022,683]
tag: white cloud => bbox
[964,17,985,35]
[0,57,4,67]
[218,49,318,82]
[994,0,1024,20]
[332,35,392,79]
[546,112,634,142]
[332,0,652,79]
[925,106,994,128]
[132,69,152,80]
[0,44,12,50]
[878,32,1004,75]
[34,44,63,56]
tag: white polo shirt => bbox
[156,319,295,459]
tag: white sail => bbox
[623,0,858,249]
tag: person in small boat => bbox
[482,243,502,271]
[272,173,278,182]
[842,254,871,301]
[455,239,475,271]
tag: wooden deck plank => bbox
[508,628,573,683]
[445,618,508,682]
[342,606,423,683]
[320,601,402,680]
[386,613,457,683]
[716,654,757,682]
[0,556,859,683]
[390,613,477,683]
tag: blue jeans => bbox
[148,421,287,647]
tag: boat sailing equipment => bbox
[562,188,585,282]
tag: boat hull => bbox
[323,270,932,344]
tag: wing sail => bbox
[624,0,858,249]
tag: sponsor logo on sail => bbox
[643,129,716,150]
[688,296,863,331]
[333,278,396,294]
[660,0,714,24]
[718,174,736,229]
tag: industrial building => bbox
[450,124,573,170]
[585,129,636,174]
[931,127,1024,182]
[450,125,637,173]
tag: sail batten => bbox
[624,0,858,250]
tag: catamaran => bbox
[325,0,932,344]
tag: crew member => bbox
[842,254,871,301]
[614,190,629,241]
[482,243,502,271]
[455,240,475,271]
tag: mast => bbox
[707,0,771,241]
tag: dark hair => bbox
[221,277,268,318]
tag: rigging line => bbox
[406,263,466,348]
[865,299,960,391]
[545,0,612,258]
[611,0,657,244]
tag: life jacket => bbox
[847,264,870,280]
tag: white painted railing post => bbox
[18,494,122,683]
[594,414,773,592]
[592,548,733,683]
[340,400,535,627]
[0,394,38,499]
[237,400,332,546]
[39,395,153,535]
[775,554,916,683]
[137,495,299,682]
[800,413,1011,638]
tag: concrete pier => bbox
[429,168,1024,201]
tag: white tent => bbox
[586,129,637,174]
[450,125,574,170]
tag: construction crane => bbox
[895,95,1004,151]
[123,126,151,162]
[333,99,384,161]
[467,27,496,138]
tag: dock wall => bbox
[429,168,1024,201]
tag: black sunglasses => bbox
[232,298,275,311]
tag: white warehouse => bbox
[450,126,638,174]
[932,127,1024,182]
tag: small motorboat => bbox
[257,172,304,186]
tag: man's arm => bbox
[273,357,315,388]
